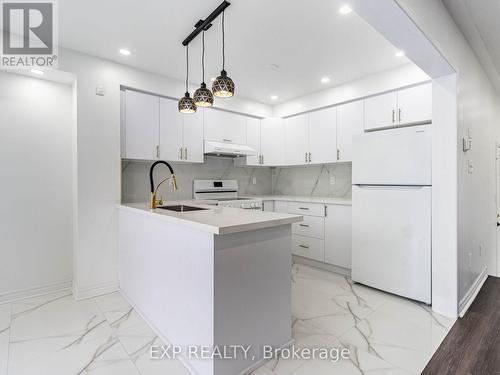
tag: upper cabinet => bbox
[396,83,432,126]
[364,91,398,131]
[261,118,285,166]
[159,97,204,163]
[336,100,364,162]
[308,107,337,164]
[123,90,160,160]
[245,117,261,166]
[364,82,432,131]
[204,108,247,144]
[284,114,309,165]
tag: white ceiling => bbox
[59,0,409,104]
[443,0,500,93]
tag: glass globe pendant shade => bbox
[178,92,197,114]
[212,70,235,98]
[193,82,214,107]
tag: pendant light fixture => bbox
[193,31,214,107]
[212,10,235,98]
[178,45,197,114]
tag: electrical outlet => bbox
[330,176,336,185]
[467,160,474,174]
[252,177,257,185]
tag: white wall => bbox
[57,48,272,298]
[0,71,74,301]
[273,63,429,117]
[395,0,500,310]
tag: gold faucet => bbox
[149,161,178,209]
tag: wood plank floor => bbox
[423,276,500,375]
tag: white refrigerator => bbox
[351,125,432,304]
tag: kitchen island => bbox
[117,202,302,375]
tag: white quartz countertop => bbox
[117,201,303,235]
[244,195,352,205]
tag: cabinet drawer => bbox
[292,216,324,239]
[287,202,325,217]
[292,235,324,262]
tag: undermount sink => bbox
[157,205,208,212]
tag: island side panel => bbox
[214,225,293,375]
[118,209,215,375]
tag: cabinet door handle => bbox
[299,245,310,249]
[261,155,264,165]
[179,147,183,159]
[337,149,340,161]
[299,207,309,210]
[185,148,188,160]
[392,110,395,124]
[222,138,232,143]
[308,152,312,163]
[156,145,160,158]
[398,108,402,123]
[305,152,308,163]
[299,224,310,228]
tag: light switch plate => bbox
[252,177,257,185]
[330,176,336,185]
[96,85,105,96]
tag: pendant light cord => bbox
[202,30,205,83]
[222,10,225,71]
[185,45,189,92]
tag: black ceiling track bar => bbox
[182,1,231,46]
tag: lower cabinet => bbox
[324,204,352,269]
[268,200,352,269]
[292,235,324,262]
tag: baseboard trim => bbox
[293,255,351,277]
[73,281,119,300]
[0,280,72,304]
[458,266,488,318]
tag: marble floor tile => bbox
[0,303,11,375]
[132,337,191,375]
[338,297,454,375]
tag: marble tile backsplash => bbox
[121,158,352,203]
[272,163,352,198]
[121,157,273,203]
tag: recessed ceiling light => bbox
[321,77,331,84]
[30,69,44,75]
[339,5,353,15]
[395,50,405,58]
[270,95,279,100]
[119,48,131,56]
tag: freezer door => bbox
[351,185,431,303]
[352,125,432,185]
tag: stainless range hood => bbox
[204,140,257,158]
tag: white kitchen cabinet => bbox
[284,114,309,165]
[325,204,352,269]
[364,91,398,131]
[337,100,364,162]
[159,97,183,161]
[292,235,325,262]
[261,118,285,166]
[364,83,432,131]
[308,106,337,164]
[124,90,160,160]
[396,83,432,126]
[182,108,204,162]
[159,97,204,163]
[204,108,246,145]
[246,117,261,166]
